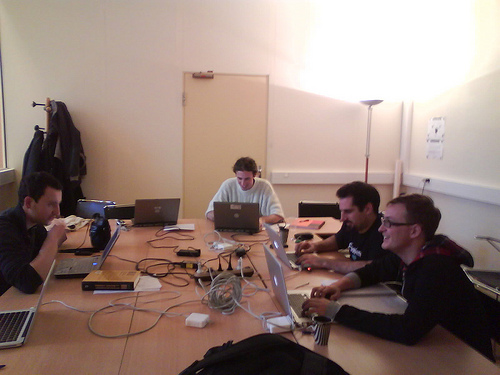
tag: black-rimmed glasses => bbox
[381,216,416,228]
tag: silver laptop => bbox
[0,261,55,349]
[263,245,310,325]
[464,269,500,294]
[213,202,260,234]
[133,198,180,227]
[54,221,121,278]
[264,223,300,270]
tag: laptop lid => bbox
[95,221,121,269]
[464,269,500,293]
[213,202,260,234]
[0,261,55,349]
[133,199,180,226]
[54,221,121,278]
[263,245,309,325]
[264,223,299,270]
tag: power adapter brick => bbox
[185,313,210,328]
[266,316,293,333]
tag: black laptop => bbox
[213,202,260,234]
[133,198,180,227]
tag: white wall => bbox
[1,1,499,269]
[0,0,402,208]
[404,0,500,269]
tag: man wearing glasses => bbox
[302,194,494,361]
[295,181,393,273]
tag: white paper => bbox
[426,117,445,159]
[163,223,195,231]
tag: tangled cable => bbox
[202,272,243,315]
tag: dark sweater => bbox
[335,214,390,261]
[335,235,494,361]
[0,204,45,295]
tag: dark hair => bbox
[336,181,380,213]
[18,172,62,204]
[387,194,441,241]
[232,157,258,175]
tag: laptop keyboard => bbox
[56,257,99,274]
[288,293,308,316]
[286,253,298,263]
[0,310,30,343]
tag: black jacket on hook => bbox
[22,101,87,216]
[22,128,44,178]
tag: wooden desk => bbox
[1,218,498,374]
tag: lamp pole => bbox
[360,100,383,183]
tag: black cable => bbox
[135,257,192,287]
[59,221,93,253]
[146,231,195,249]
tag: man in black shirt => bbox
[302,194,494,361]
[0,172,66,295]
[295,181,392,273]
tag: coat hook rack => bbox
[32,97,52,132]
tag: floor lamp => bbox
[360,100,383,183]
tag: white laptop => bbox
[54,221,121,278]
[0,261,55,349]
[264,223,300,270]
[263,245,310,326]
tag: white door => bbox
[183,73,268,218]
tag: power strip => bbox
[193,266,254,281]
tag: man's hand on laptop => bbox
[295,240,317,255]
[302,298,340,316]
[296,253,327,270]
[311,285,342,301]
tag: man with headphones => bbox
[295,181,395,274]
[0,172,67,295]
[205,157,284,225]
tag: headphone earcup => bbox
[90,215,111,250]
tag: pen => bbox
[295,282,309,289]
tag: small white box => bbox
[185,313,210,328]
[266,316,293,333]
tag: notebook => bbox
[133,198,180,227]
[264,223,300,270]
[54,221,121,278]
[0,261,54,349]
[213,202,260,234]
[263,245,310,325]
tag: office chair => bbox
[298,201,341,220]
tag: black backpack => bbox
[179,333,349,375]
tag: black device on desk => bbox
[104,204,135,220]
[76,199,116,219]
[59,247,95,255]
[54,222,121,278]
